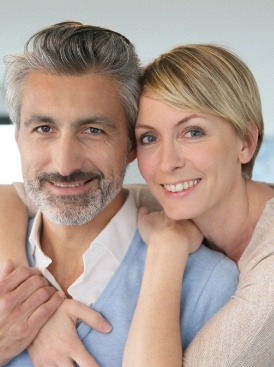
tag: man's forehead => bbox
[22,70,119,96]
[20,71,127,125]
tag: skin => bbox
[123,208,203,367]
[16,71,135,294]
[0,184,29,268]
[0,260,65,366]
[1,92,273,365]
[136,96,250,222]
[1,70,136,366]
[135,95,271,261]
[122,94,274,366]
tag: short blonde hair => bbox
[142,44,264,177]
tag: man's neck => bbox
[39,190,126,293]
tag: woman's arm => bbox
[0,183,157,269]
[0,183,157,267]
[0,183,112,366]
[181,201,274,366]
[124,202,274,367]
[123,209,203,367]
[0,184,30,267]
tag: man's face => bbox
[16,71,136,225]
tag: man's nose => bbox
[52,134,84,177]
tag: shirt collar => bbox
[28,189,137,276]
[90,189,137,262]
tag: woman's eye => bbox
[185,128,205,138]
[140,134,157,144]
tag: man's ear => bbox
[127,138,137,163]
[14,128,19,145]
[239,121,259,164]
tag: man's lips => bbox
[51,181,89,188]
[37,169,103,188]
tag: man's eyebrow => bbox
[23,115,56,127]
[23,115,116,130]
[77,117,116,130]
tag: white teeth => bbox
[54,183,82,188]
[164,179,200,193]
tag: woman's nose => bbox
[159,140,186,173]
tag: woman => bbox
[123,44,274,366]
[0,44,273,366]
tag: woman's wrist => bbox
[145,243,189,282]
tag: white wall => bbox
[0,0,273,183]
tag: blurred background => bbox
[0,0,273,184]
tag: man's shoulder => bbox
[188,244,238,274]
[180,246,239,349]
[184,244,239,293]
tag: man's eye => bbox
[140,134,157,145]
[86,127,103,134]
[36,125,52,133]
[185,128,205,138]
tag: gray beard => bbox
[24,165,127,226]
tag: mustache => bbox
[36,169,104,185]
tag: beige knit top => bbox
[14,183,274,366]
[183,194,274,366]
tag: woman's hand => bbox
[138,207,203,254]
[0,260,65,365]
[28,298,112,367]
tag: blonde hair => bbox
[142,44,264,177]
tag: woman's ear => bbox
[239,121,259,164]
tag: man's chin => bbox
[41,209,98,226]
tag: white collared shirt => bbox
[28,190,137,306]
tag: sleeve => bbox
[183,238,274,366]
[13,182,38,218]
[124,184,163,211]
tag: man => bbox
[1,21,239,366]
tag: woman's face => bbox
[136,95,251,221]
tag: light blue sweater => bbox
[5,228,239,366]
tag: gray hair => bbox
[4,21,141,140]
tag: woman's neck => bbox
[194,180,274,262]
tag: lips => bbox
[163,179,201,193]
[37,170,103,189]
[52,182,84,188]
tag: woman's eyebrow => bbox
[136,114,202,130]
[175,114,201,127]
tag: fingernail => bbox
[103,322,112,333]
